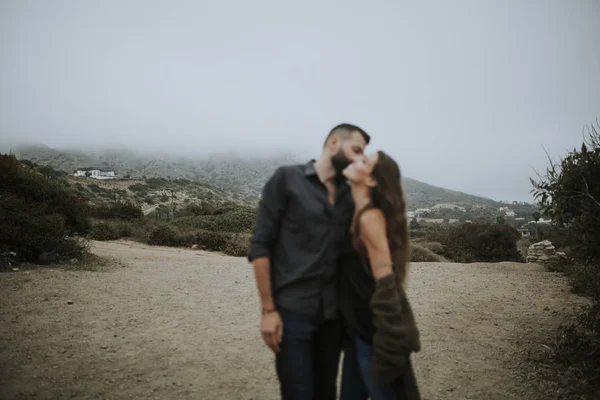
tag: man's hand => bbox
[260,311,283,353]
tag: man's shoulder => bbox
[272,162,309,177]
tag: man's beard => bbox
[331,151,351,183]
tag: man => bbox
[248,123,370,399]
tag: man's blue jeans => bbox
[275,308,344,400]
[340,335,403,400]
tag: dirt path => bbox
[0,240,584,399]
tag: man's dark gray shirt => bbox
[248,161,354,320]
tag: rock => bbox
[191,244,199,250]
[69,258,78,265]
[527,240,558,265]
[67,300,74,305]
[12,268,19,272]
[556,252,566,257]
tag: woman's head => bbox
[343,151,411,287]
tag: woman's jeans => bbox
[340,335,403,400]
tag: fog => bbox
[1,0,599,201]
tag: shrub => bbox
[532,122,600,264]
[145,178,168,189]
[147,225,184,246]
[111,221,135,238]
[420,242,445,255]
[88,183,103,193]
[529,122,600,396]
[128,183,147,193]
[90,222,120,241]
[0,154,91,262]
[90,202,143,221]
[428,223,522,263]
[173,206,256,233]
[194,230,230,251]
[144,196,155,205]
[224,233,251,257]
[410,244,443,262]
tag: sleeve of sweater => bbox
[370,273,421,383]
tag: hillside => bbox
[8,144,502,209]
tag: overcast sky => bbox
[1,0,599,201]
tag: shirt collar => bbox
[304,160,317,176]
[304,159,351,188]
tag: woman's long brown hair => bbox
[369,151,411,288]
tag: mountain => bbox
[6,144,501,209]
[402,177,499,208]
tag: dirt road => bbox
[0,240,582,399]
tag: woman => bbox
[339,151,421,400]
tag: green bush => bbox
[90,202,143,221]
[147,225,184,246]
[420,241,445,255]
[0,154,91,262]
[410,244,443,262]
[90,222,120,241]
[128,183,147,193]
[88,183,103,193]
[194,230,230,251]
[223,233,251,257]
[145,178,168,189]
[173,206,256,233]
[428,223,522,263]
[110,220,136,238]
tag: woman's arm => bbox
[359,208,394,281]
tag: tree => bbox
[496,216,505,225]
[409,217,420,230]
[531,120,600,263]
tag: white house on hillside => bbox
[73,167,116,180]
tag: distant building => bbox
[517,228,531,238]
[407,211,416,218]
[505,211,516,218]
[74,167,116,180]
[415,208,431,217]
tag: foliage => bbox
[194,230,231,251]
[410,244,443,262]
[223,233,251,257]
[0,154,91,262]
[419,242,445,255]
[173,206,257,233]
[128,183,147,194]
[530,121,600,397]
[147,225,184,246]
[427,223,522,263]
[90,202,143,221]
[531,122,600,264]
[90,222,120,241]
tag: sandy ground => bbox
[0,240,585,399]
